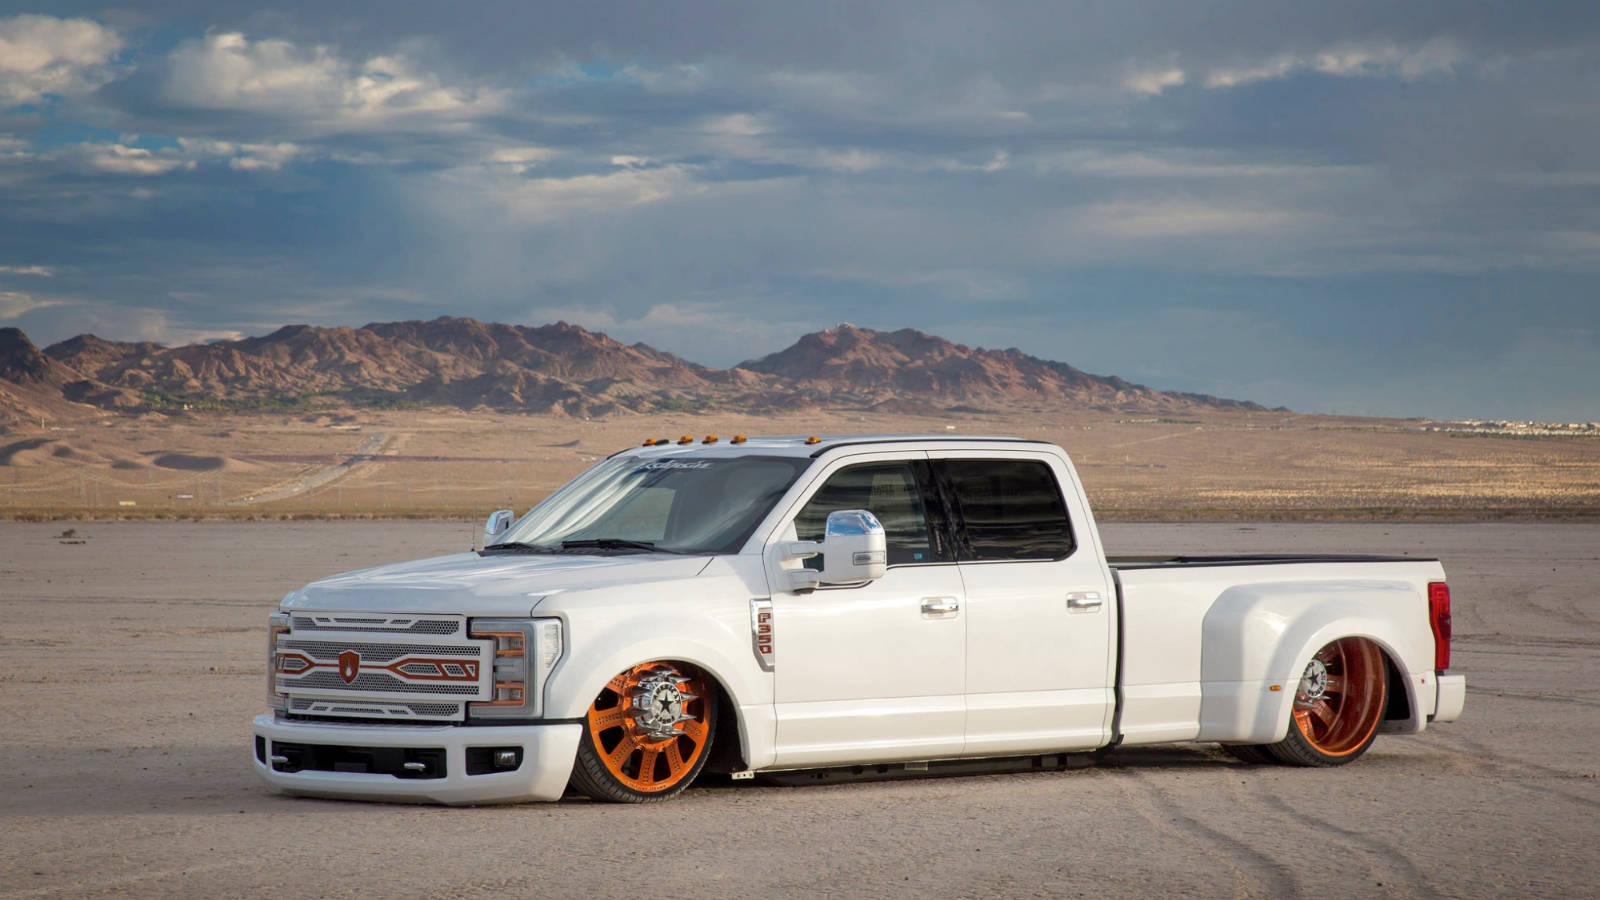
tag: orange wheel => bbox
[1268,636,1388,766]
[568,661,716,802]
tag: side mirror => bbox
[819,509,887,584]
[483,509,514,544]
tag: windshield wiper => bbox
[482,541,557,553]
[560,538,683,554]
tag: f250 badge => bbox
[750,599,774,671]
[338,650,361,683]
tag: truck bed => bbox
[1108,553,1433,570]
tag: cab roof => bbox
[616,433,1055,460]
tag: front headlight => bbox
[468,618,563,720]
[267,612,290,713]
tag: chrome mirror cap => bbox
[483,509,515,544]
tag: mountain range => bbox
[0,318,1272,423]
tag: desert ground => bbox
[1,519,1595,898]
[3,408,1598,520]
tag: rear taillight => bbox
[267,612,290,712]
[1427,582,1452,672]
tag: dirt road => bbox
[1,521,1595,898]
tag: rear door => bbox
[929,450,1115,755]
[764,453,967,767]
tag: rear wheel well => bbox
[1381,650,1411,722]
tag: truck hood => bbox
[283,551,713,617]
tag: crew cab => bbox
[252,434,1465,803]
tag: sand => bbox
[1,520,1595,898]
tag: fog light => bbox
[494,749,518,769]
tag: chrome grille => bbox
[281,639,478,662]
[288,672,481,694]
[274,621,492,719]
[290,615,461,635]
[289,697,462,720]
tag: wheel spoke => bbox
[1294,708,1314,738]
[1310,699,1336,728]
[637,748,659,784]
[590,707,627,730]
[665,740,685,773]
[606,672,631,694]
[606,734,638,769]
[680,718,708,743]
[1324,675,1346,695]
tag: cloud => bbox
[176,137,302,171]
[1125,67,1186,95]
[1202,38,1468,89]
[0,264,52,276]
[0,14,122,106]
[0,290,65,319]
[81,144,194,176]
[432,161,709,224]
[159,32,502,129]
[1082,201,1304,239]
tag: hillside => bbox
[0,318,1271,423]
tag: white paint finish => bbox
[251,435,1467,804]
[768,564,967,766]
[1117,682,1203,744]
[252,715,581,804]
[962,688,1114,754]
[928,447,1117,751]
[1434,674,1466,722]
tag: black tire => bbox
[1219,743,1278,765]
[1266,637,1388,767]
[568,661,717,803]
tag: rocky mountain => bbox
[737,323,1263,409]
[0,317,1271,422]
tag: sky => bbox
[0,2,1596,420]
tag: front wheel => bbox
[1267,636,1388,766]
[569,661,717,802]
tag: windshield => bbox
[497,454,810,555]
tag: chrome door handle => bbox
[921,597,960,616]
[1066,592,1103,612]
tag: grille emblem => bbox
[339,650,361,683]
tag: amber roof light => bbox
[730,435,747,444]
[804,436,821,445]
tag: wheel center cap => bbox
[629,674,688,740]
[1299,659,1329,700]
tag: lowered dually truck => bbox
[253,434,1465,804]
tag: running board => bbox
[755,752,1097,787]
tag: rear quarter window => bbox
[941,459,1074,561]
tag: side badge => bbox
[749,598,775,672]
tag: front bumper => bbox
[252,714,582,805]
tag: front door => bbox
[766,455,966,768]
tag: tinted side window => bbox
[795,462,935,566]
[942,459,1074,561]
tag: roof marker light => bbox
[703,435,718,443]
[678,435,694,445]
[804,436,821,445]
[731,434,746,443]
[642,438,658,446]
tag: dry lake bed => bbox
[1,520,1596,898]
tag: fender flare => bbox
[1196,580,1432,743]
[543,621,774,770]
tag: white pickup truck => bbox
[253,434,1465,804]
